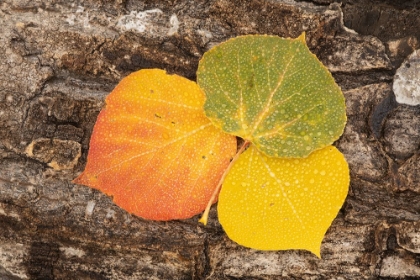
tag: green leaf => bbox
[217,145,349,257]
[197,34,346,158]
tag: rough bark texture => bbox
[1,0,420,279]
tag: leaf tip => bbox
[297,32,306,43]
[309,247,321,259]
[72,171,96,187]
[72,173,84,185]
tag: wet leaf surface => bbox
[74,69,237,220]
[197,34,347,158]
[218,145,349,257]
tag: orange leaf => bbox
[73,69,237,220]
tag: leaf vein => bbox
[137,137,188,201]
[254,104,322,139]
[132,96,201,110]
[236,49,245,128]
[250,48,263,107]
[257,150,305,229]
[187,137,219,199]
[93,123,213,177]
[249,45,297,135]
[212,70,238,106]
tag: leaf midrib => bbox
[248,44,297,138]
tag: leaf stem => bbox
[199,139,250,225]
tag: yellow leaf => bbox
[217,145,349,257]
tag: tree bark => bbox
[1,0,420,279]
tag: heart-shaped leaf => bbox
[197,34,346,158]
[217,145,349,257]
[74,69,237,220]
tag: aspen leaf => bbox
[217,145,349,257]
[197,34,346,158]
[73,69,237,220]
